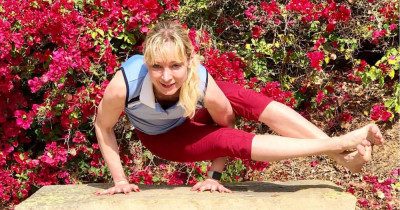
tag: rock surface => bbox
[16,180,356,210]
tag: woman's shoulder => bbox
[120,55,148,81]
[104,70,126,101]
[121,55,145,70]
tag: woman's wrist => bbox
[114,179,129,185]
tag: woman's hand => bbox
[95,180,140,195]
[191,178,233,193]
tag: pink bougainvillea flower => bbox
[72,131,86,143]
[28,77,43,93]
[188,28,199,53]
[311,161,319,167]
[316,90,324,103]
[391,168,399,176]
[14,110,33,130]
[261,1,281,19]
[389,24,397,31]
[358,198,369,207]
[245,5,257,20]
[252,25,263,39]
[307,51,325,70]
[370,104,392,122]
[326,23,336,34]
[313,36,326,50]
[338,112,353,123]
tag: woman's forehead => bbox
[149,43,187,64]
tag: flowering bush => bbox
[0,0,398,209]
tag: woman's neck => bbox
[154,88,180,108]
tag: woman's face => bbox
[146,41,190,100]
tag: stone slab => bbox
[16,180,356,210]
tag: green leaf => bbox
[91,31,97,39]
[96,28,104,37]
[152,176,159,183]
[390,48,398,55]
[19,153,25,160]
[385,99,395,108]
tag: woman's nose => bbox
[161,69,172,81]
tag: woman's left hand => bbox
[191,178,233,193]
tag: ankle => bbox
[329,136,346,154]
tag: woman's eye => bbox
[172,64,181,68]
[153,64,161,69]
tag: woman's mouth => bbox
[161,83,175,89]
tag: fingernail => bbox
[136,189,140,192]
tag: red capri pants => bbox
[135,81,273,162]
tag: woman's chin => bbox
[157,89,179,98]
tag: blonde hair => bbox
[143,21,202,118]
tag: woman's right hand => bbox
[95,180,140,195]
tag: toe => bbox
[362,146,372,162]
[361,140,371,147]
[356,144,366,156]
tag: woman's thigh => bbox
[216,81,273,121]
[135,119,255,162]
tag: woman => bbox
[94,21,383,195]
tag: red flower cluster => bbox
[252,25,263,39]
[245,5,257,20]
[260,81,296,108]
[370,104,392,122]
[371,29,388,45]
[202,48,246,85]
[354,60,368,72]
[260,1,281,19]
[286,0,351,33]
[307,51,325,70]
[130,167,154,185]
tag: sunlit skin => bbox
[146,41,191,104]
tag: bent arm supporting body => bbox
[95,70,128,184]
[203,74,235,128]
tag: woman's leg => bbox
[215,81,383,172]
[251,123,382,162]
[257,101,383,172]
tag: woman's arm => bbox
[95,71,139,194]
[191,75,234,193]
[203,74,235,128]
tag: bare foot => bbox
[335,123,383,152]
[334,146,372,173]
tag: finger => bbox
[217,185,231,193]
[210,185,217,193]
[191,183,201,191]
[116,188,121,194]
[199,184,210,192]
[131,185,140,192]
[356,144,366,156]
[223,187,233,193]
[363,145,372,161]
[123,187,130,194]
[108,188,116,195]
[220,185,233,193]
[95,190,106,196]
[199,186,206,192]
